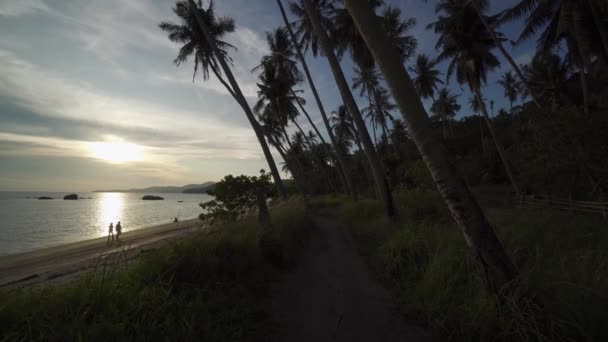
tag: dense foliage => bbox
[200,170,272,223]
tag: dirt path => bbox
[270,217,432,342]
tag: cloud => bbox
[0,49,266,162]
[0,0,48,16]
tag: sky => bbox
[0,0,538,192]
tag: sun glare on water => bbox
[88,140,143,163]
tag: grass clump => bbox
[312,190,608,341]
[0,198,312,341]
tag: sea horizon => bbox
[0,192,212,256]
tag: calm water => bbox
[0,192,212,256]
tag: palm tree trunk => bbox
[188,0,286,199]
[303,0,396,219]
[372,121,378,146]
[479,113,486,154]
[587,0,608,61]
[345,0,517,292]
[475,91,521,197]
[291,92,340,192]
[578,65,590,115]
[277,0,356,201]
[291,118,338,192]
[365,93,378,147]
[268,135,307,195]
[290,88,327,146]
[469,1,541,109]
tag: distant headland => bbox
[94,182,215,194]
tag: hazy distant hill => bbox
[94,182,215,194]
[182,182,216,194]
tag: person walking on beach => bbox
[116,221,122,241]
[107,222,114,242]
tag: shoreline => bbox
[0,218,206,289]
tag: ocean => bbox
[0,192,212,256]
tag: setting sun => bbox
[88,140,143,163]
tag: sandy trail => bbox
[0,219,205,289]
[270,216,433,342]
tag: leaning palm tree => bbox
[352,65,382,143]
[333,1,417,68]
[330,105,357,152]
[331,0,385,69]
[469,95,487,153]
[410,54,443,101]
[298,0,397,218]
[252,27,301,83]
[501,0,608,114]
[343,0,517,293]
[161,0,286,198]
[429,0,520,196]
[430,88,460,139]
[382,5,418,64]
[277,0,356,200]
[252,27,320,143]
[463,0,542,109]
[367,87,397,142]
[497,71,521,112]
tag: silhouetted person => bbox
[116,221,122,240]
[107,222,114,242]
[174,217,178,223]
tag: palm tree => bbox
[465,0,542,109]
[429,0,520,196]
[502,0,608,114]
[352,65,382,143]
[253,27,301,83]
[277,0,356,200]
[333,1,418,68]
[161,0,287,199]
[367,87,396,142]
[383,6,418,64]
[497,71,521,111]
[343,0,517,293]
[331,0,385,69]
[410,54,443,101]
[298,0,397,219]
[253,61,297,142]
[289,0,335,58]
[389,118,409,146]
[522,52,569,111]
[469,95,487,153]
[252,27,324,148]
[430,88,460,139]
[330,105,357,152]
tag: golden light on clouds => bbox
[88,139,143,163]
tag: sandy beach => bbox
[0,219,206,289]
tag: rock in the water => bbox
[38,197,53,200]
[63,194,78,200]
[142,195,164,200]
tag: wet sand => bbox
[0,219,206,289]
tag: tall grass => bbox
[0,198,312,341]
[310,190,608,341]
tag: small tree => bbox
[200,170,272,225]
